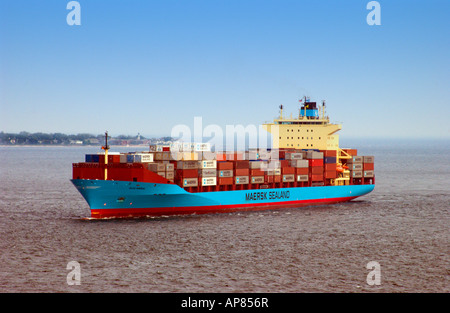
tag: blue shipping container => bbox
[85,154,100,162]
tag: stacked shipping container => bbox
[76,145,374,191]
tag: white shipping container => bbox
[202,151,217,160]
[199,160,217,169]
[297,175,309,182]
[134,153,154,163]
[201,177,217,186]
[170,142,182,152]
[195,142,211,152]
[181,142,193,152]
[248,151,259,160]
[258,152,270,160]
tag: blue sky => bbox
[0,0,449,139]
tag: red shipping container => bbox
[217,161,233,170]
[278,151,285,159]
[363,163,374,170]
[235,160,250,169]
[311,174,324,181]
[296,167,309,175]
[162,147,170,152]
[282,167,295,174]
[112,155,121,163]
[311,166,323,175]
[321,150,337,157]
[274,175,281,183]
[251,169,265,176]
[343,149,357,156]
[216,153,227,161]
[309,159,323,167]
[235,168,249,176]
[100,155,121,163]
[176,169,198,178]
[218,177,234,185]
[325,163,337,171]
[265,175,274,183]
[280,160,290,167]
[324,170,337,179]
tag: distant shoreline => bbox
[0,145,149,148]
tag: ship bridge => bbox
[263,99,342,151]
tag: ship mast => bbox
[101,131,109,180]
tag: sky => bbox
[0,0,449,139]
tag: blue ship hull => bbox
[71,179,375,218]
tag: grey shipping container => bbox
[251,176,264,184]
[199,169,217,177]
[364,170,374,178]
[235,176,249,185]
[290,159,309,168]
[182,178,198,187]
[218,170,233,177]
[350,163,363,171]
[148,163,166,172]
[282,174,295,182]
[347,156,363,164]
[285,152,303,160]
[351,170,363,178]
[177,161,199,169]
[306,151,323,159]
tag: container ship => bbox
[71,99,375,218]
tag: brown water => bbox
[0,140,449,292]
